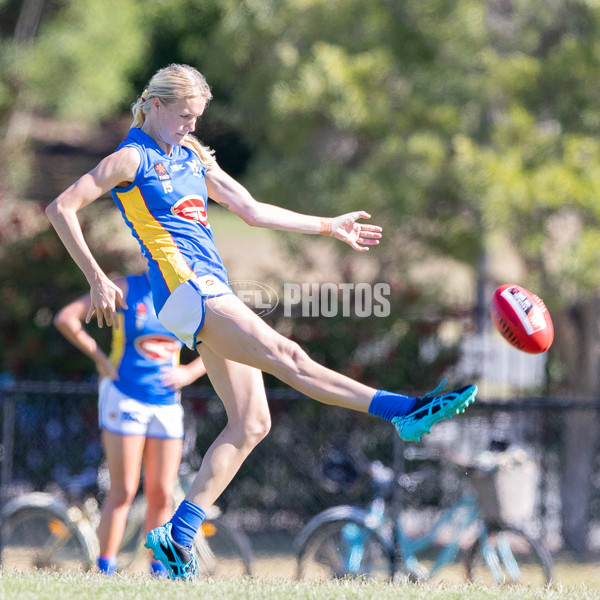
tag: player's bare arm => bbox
[205,161,382,250]
[46,148,139,327]
[53,279,127,379]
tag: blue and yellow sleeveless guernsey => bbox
[110,128,229,314]
[110,273,183,406]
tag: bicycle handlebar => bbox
[403,445,472,469]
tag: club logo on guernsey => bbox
[135,302,148,330]
[134,335,180,361]
[171,195,209,226]
[153,162,171,181]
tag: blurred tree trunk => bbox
[3,0,44,144]
[0,0,45,197]
[555,294,600,555]
[14,0,45,42]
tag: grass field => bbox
[2,535,600,599]
[1,570,599,600]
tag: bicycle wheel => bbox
[196,516,253,577]
[2,506,96,572]
[465,525,553,586]
[297,517,393,581]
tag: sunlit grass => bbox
[0,570,598,600]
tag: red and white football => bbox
[490,284,554,354]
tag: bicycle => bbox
[294,447,553,585]
[0,469,253,577]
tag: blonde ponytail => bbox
[184,135,215,168]
[130,65,216,168]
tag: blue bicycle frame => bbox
[339,492,511,582]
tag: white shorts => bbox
[158,274,234,349]
[98,378,184,439]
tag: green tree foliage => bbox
[449,1,600,303]
[166,0,600,390]
[126,0,486,390]
[22,1,148,121]
[0,228,107,378]
[0,0,151,377]
[3,0,600,389]
[0,0,150,192]
[1,0,149,122]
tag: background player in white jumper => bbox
[54,272,207,576]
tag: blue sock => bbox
[97,555,116,575]
[368,390,416,421]
[170,499,206,547]
[150,560,169,578]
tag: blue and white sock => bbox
[170,499,206,548]
[97,555,116,575]
[368,390,416,421]
[150,559,169,577]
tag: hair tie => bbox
[141,89,149,103]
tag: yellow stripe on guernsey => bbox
[116,187,196,293]
[109,313,125,369]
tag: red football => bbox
[490,284,554,354]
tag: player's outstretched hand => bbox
[330,211,382,251]
[160,365,195,391]
[86,275,128,328]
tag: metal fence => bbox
[1,379,599,553]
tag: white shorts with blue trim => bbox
[158,274,234,350]
[98,378,184,439]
